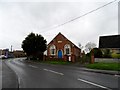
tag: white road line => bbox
[12,60,25,66]
[114,74,120,77]
[78,78,112,90]
[43,69,64,75]
[29,65,38,68]
[18,77,21,88]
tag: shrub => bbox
[94,48,103,58]
[111,53,120,58]
[102,49,111,58]
[80,55,91,63]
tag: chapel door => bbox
[58,50,62,58]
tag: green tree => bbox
[21,32,47,60]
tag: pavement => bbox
[79,67,120,75]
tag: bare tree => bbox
[85,42,96,53]
[78,43,83,50]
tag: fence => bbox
[95,58,120,63]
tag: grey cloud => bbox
[0,1,118,50]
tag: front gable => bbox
[47,32,81,62]
[48,32,68,46]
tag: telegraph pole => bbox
[11,45,13,52]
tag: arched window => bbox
[50,45,56,55]
[64,44,71,55]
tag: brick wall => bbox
[47,33,81,62]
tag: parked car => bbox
[0,55,7,59]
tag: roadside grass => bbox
[86,62,120,71]
[29,59,72,65]
[41,60,72,65]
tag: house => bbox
[0,49,9,58]
[93,35,120,62]
[99,35,120,48]
[0,49,14,58]
[13,50,26,58]
[99,34,120,55]
[47,32,81,62]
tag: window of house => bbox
[66,48,69,54]
[50,45,56,55]
[64,44,71,55]
[51,49,55,54]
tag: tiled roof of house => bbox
[99,35,120,48]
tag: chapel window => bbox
[50,45,56,55]
[64,44,71,55]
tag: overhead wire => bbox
[40,0,118,33]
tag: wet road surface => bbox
[3,58,119,89]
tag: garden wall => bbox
[95,58,120,63]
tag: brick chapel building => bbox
[47,32,81,62]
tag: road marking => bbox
[78,78,112,90]
[18,77,21,88]
[29,65,38,68]
[43,69,64,75]
[114,74,120,77]
[12,60,25,66]
[8,59,12,61]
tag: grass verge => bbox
[40,60,72,65]
[86,62,120,71]
[29,60,72,65]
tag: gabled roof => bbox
[48,32,80,50]
[99,35,120,48]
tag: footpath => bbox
[79,67,120,75]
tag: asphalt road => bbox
[2,59,18,89]
[3,58,119,89]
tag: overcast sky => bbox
[0,0,119,51]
